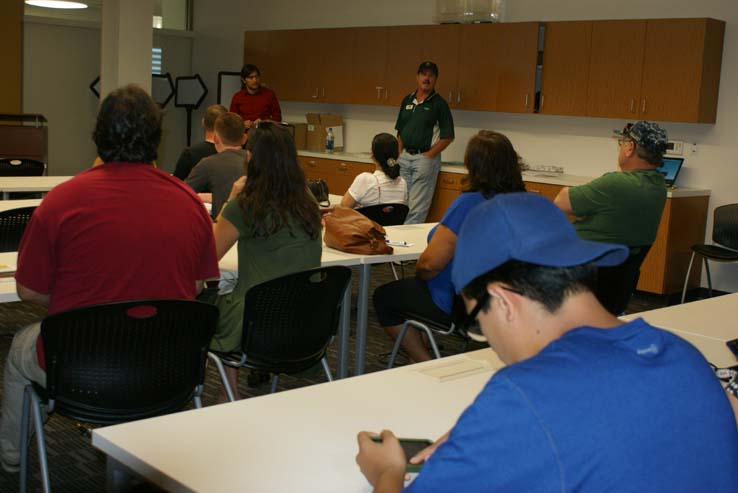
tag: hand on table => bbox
[356,430,406,491]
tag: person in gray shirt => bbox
[186,112,247,219]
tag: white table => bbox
[0,176,73,200]
[0,198,42,213]
[0,252,18,303]
[218,223,434,378]
[623,293,738,367]
[92,348,503,493]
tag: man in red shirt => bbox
[0,85,220,473]
[229,64,282,129]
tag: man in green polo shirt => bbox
[554,121,668,246]
[395,61,455,224]
[554,121,668,314]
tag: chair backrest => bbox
[40,299,218,424]
[0,206,36,252]
[240,266,351,374]
[595,245,652,315]
[0,158,45,177]
[713,204,738,251]
[356,203,409,226]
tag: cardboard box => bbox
[306,113,344,152]
[290,122,307,150]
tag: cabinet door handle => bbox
[528,188,541,194]
[384,88,388,100]
[629,97,635,113]
[524,93,529,109]
[312,88,318,99]
[641,98,647,114]
[457,90,461,103]
[307,160,317,168]
[540,94,545,109]
[376,86,383,100]
[321,87,326,98]
[338,163,348,171]
[442,178,455,185]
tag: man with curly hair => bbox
[0,85,219,473]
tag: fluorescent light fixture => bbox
[25,1,89,9]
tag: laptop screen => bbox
[656,157,684,186]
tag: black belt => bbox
[405,148,429,155]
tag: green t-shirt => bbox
[394,90,454,151]
[211,199,322,352]
[569,169,666,246]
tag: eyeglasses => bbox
[458,286,522,340]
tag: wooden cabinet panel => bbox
[494,22,539,114]
[350,27,390,105]
[640,19,724,123]
[586,20,646,119]
[298,157,372,196]
[427,171,465,222]
[524,181,562,202]
[0,0,22,113]
[457,24,498,111]
[383,26,426,107]
[316,28,354,103]
[420,25,461,107]
[540,21,592,116]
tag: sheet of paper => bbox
[417,358,492,382]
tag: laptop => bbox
[656,157,684,187]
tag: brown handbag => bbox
[324,206,394,255]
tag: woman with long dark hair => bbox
[373,130,526,362]
[341,133,407,208]
[212,122,322,398]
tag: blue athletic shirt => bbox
[426,192,491,314]
[404,318,738,492]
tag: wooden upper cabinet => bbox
[586,20,646,119]
[420,24,461,107]
[383,26,426,106]
[494,22,539,113]
[317,28,354,103]
[457,24,498,111]
[539,21,592,116]
[640,18,725,123]
[350,27,391,105]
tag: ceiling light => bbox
[25,1,89,9]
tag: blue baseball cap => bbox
[614,121,668,156]
[452,193,629,293]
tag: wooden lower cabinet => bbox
[298,156,373,196]
[427,174,708,295]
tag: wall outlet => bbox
[666,140,684,156]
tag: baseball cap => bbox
[452,193,629,293]
[417,61,439,77]
[614,121,668,156]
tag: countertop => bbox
[297,150,710,199]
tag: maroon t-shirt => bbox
[229,87,282,123]
[14,162,220,368]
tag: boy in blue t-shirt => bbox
[356,193,738,493]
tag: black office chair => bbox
[0,158,46,177]
[387,298,470,369]
[356,203,410,279]
[595,244,651,315]
[356,203,409,226]
[209,266,351,399]
[19,299,218,493]
[0,206,36,252]
[681,204,738,303]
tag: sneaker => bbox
[1,456,19,474]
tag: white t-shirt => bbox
[348,170,407,208]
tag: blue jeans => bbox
[399,151,441,224]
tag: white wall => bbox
[193,0,738,291]
[23,18,194,175]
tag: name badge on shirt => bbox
[405,104,414,110]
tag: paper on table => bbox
[386,239,414,247]
[0,264,16,274]
[417,359,492,382]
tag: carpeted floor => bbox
[0,264,669,492]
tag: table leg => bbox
[355,263,371,376]
[337,280,351,379]
[106,457,134,492]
